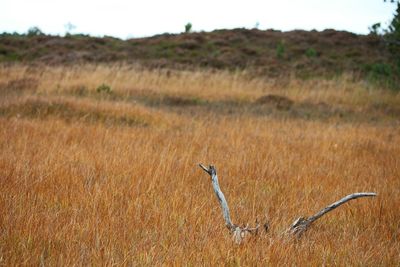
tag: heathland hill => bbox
[0,28,393,78]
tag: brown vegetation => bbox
[0,64,399,265]
[0,29,392,78]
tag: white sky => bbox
[0,0,397,39]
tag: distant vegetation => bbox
[184,22,192,33]
[26,26,44,37]
[275,40,285,59]
[367,1,400,87]
[0,28,398,88]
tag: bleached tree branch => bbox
[199,163,260,244]
[198,164,376,243]
[286,192,377,237]
[199,163,234,230]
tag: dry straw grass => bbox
[0,64,399,265]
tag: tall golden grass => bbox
[0,64,399,265]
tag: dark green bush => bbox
[365,62,400,89]
[305,48,317,58]
[185,23,192,33]
[27,27,43,37]
[276,41,285,59]
[96,83,112,94]
[370,63,392,77]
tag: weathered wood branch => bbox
[199,163,260,244]
[286,192,377,237]
[198,164,376,243]
[198,163,234,230]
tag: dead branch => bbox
[199,163,260,244]
[198,164,376,243]
[286,192,377,237]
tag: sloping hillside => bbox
[0,28,394,78]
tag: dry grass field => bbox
[0,64,399,265]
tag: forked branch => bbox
[286,192,377,237]
[199,163,260,244]
[198,164,376,243]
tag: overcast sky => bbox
[0,0,397,39]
